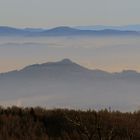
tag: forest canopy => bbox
[0,106,140,140]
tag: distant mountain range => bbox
[0,26,140,36]
[0,59,140,111]
[75,25,140,31]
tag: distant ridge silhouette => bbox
[0,26,139,36]
[0,59,140,78]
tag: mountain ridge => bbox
[75,24,140,31]
[0,59,140,78]
[0,26,140,36]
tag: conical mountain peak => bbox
[59,59,73,64]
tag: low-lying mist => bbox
[0,36,140,72]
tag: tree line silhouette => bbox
[0,106,140,140]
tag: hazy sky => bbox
[0,36,140,73]
[0,0,140,73]
[0,0,140,28]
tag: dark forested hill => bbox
[0,107,140,140]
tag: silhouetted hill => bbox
[0,26,29,36]
[0,59,112,81]
[1,59,139,80]
[0,59,140,111]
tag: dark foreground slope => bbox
[0,107,140,140]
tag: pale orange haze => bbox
[0,36,140,73]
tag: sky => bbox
[0,0,140,73]
[0,0,140,28]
